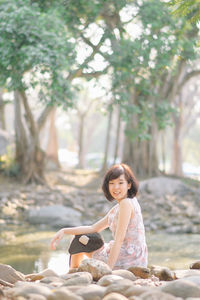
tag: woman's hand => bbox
[50,229,65,250]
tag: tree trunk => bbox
[78,113,86,169]
[46,107,60,168]
[122,117,142,176]
[102,109,113,171]
[14,90,45,183]
[172,96,183,176]
[113,105,121,164]
[0,89,6,130]
[122,115,159,178]
[148,110,159,176]
[160,131,166,173]
[14,91,29,176]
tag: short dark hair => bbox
[102,163,139,201]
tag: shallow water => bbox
[0,226,199,275]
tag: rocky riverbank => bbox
[1,259,200,299]
[0,171,200,299]
[0,171,200,234]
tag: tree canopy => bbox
[0,0,200,180]
[0,0,75,106]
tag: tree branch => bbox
[19,90,37,138]
[67,32,108,81]
[80,32,108,61]
[77,66,110,79]
[37,105,54,132]
[178,70,200,90]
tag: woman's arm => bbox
[50,212,109,250]
[107,199,133,269]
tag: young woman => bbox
[50,164,148,270]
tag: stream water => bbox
[0,225,199,275]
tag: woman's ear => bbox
[128,182,131,190]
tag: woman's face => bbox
[108,174,131,202]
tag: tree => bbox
[56,0,200,176]
[0,0,75,182]
[112,0,200,176]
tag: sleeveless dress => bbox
[92,197,148,269]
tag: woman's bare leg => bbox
[70,252,94,269]
[70,253,85,269]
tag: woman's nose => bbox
[114,183,119,188]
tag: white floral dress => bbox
[92,197,148,269]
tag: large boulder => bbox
[139,177,192,197]
[27,205,82,227]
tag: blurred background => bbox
[0,0,200,275]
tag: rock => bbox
[27,205,82,227]
[150,265,175,281]
[161,278,200,298]
[62,272,93,286]
[9,282,52,298]
[140,177,192,197]
[68,268,79,274]
[133,276,161,287]
[128,266,150,279]
[174,269,200,279]
[190,261,200,270]
[47,287,83,300]
[125,286,158,298]
[97,274,124,286]
[40,276,66,286]
[112,269,137,281]
[137,290,180,300]
[76,284,106,300]
[78,259,112,281]
[24,293,47,300]
[104,279,140,297]
[102,292,129,300]
[0,264,25,284]
[182,276,200,286]
[65,285,87,294]
[26,268,59,281]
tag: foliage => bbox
[169,0,200,24]
[44,0,199,143]
[108,0,194,138]
[0,0,75,106]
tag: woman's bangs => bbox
[108,167,124,181]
